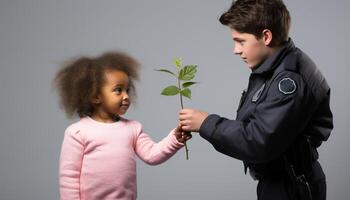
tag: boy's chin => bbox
[247,61,262,70]
[247,64,257,70]
[242,60,255,69]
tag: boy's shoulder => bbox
[278,45,329,101]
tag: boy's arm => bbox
[59,127,84,200]
[188,72,311,164]
[133,122,185,165]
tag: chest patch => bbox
[278,77,297,95]
[252,83,265,102]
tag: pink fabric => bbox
[59,117,184,200]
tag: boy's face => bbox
[230,29,271,70]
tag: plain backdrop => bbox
[0,0,349,199]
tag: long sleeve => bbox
[133,122,184,165]
[199,72,309,164]
[59,126,84,200]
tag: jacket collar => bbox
[251,38,296,75]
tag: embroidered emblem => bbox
[252,83,265,102]
[278,77,296,95]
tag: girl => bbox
[54,51,191,200]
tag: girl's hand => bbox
[174,124,192,143]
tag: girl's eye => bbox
[114,88,122,94]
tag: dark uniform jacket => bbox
[199,39,333,179]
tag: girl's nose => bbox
[123,91,129,100]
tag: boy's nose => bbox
[234,46,242,55]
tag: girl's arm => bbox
[59,127,84,200]
[133,121,184,165]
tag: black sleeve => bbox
[199,72,309,164]
[307,89,333,147]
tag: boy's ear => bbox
[262,29,273,46]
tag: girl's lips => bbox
[120,104,129,108]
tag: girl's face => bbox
[94,70,131,120]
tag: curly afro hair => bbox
[54,51,140,118]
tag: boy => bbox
[179,0,333,199]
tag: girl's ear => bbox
[90,94,101,104]
[262,29,273,46]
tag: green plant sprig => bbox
[156,58,198,160]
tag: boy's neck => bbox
[253,43,286,72]
[267,44,284,58]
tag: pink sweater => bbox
[59,117,184,200]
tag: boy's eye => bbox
[235,40,244,46]
[238,40,245,45]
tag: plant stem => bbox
[177,72,189,160]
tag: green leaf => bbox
[180,88,191,99]
[173,58,182,69]
[182,81,198,88]
[161,86,180,96]
[155,68,175,76]
[179,65,197,81]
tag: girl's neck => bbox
[91,111,120,123]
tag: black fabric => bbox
[257,161,326,200]
[199,38,333,199]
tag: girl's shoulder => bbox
[119,117,144,133]
[119,117,141,126]
[63,117,144,135]
[64,118,87,135]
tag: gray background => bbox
[0,0,349,199]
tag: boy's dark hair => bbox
[54,51,140,118]
[219,0,291,46]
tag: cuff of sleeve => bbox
[199,114,221,141]
[169,130,185,148]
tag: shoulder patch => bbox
[278,77,296,95]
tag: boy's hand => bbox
[174,124,192,143]
[179,109,209,132]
